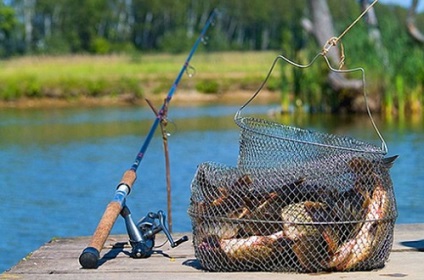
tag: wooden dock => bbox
[2,224,424,280]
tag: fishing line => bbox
[321,0,379,57]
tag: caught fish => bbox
[192,155,397,272]
[225,177,306,236]
[200,220,240,239]
[195,173,253,216]
[197,230,299,271]
[348,155,398,195]
[281,201,323,240]
[292,234,329,272]
[326,156,395,271]
[281,201,339,271]
[219,231,285,263]
[328,183,390,271]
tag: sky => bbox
[379,0,424,11]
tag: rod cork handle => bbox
[79,170,136,269]
[120,169,137,189]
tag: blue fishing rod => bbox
[79,9,217,269]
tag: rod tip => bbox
[79,247,100,269]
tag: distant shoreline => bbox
[0,90,280,109]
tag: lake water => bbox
[0,103,423,272]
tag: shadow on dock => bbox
[98,242,130,267]
[98,241,180,267]
[183,259,204,270]
[400,239,424,252]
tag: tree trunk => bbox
[306,0,362,92]
[308,0,340,65]
[407,0,424,43]
[23,0,36,51]
[360,0,383,48]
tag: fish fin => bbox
[383,155,398,169]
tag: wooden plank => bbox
[2,225,424,280]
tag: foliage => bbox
[0,2,17,56]
[277,1,424,113]
[90,37,111,54]
[195,79,220,94]
[0,0,422,113]
[0,0,311,55]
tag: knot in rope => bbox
[321,37,339,56]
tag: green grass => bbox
[0,51,281,101]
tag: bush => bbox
[90,37,111,54]
[0,75,41,100]
[158,28,195,54]
[195,79,219,94]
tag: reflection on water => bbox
[0,104,423,272]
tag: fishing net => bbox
[188,54,397,272]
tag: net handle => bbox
[234,53,388,154]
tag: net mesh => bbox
[188,116,397,272]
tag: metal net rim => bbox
[235,116,386,155]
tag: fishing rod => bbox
[79,9,217,269]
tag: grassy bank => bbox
[1,51,422,114]
[0,51,281,106]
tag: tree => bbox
[0,2,17,56]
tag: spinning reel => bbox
[120,204,188,258]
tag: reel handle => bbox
[79,170,137,269]
[148,210,188,248]
[173,235,189,248]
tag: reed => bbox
[396,75,405,118]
